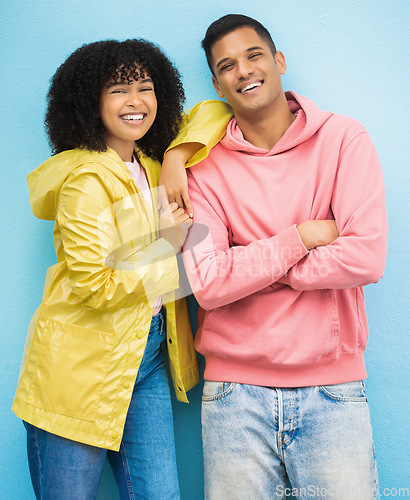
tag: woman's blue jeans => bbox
[202,380,379,499]
[24,312,180,499]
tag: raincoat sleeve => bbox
[57,169,179,310]
[280,131,388,290]
[166,100,233,167]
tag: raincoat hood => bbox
[221,91,334,156]
[27,147,132,221]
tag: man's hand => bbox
[296,220,339,250]
[159,142,203,217]
[159,201,193,254]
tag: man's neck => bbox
[235,97,296,150]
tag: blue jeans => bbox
[24,312,180,500]
[202,381,379,499]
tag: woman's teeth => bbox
[121,114,144,121]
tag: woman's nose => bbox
[126,91,142,106]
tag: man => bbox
[180,14,387,499]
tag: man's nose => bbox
[236,59,254,79]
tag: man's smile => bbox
[237,80,263,93]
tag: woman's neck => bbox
[106,138,135,162]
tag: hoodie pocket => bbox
[199,287,343,366]
[28,319,114,422]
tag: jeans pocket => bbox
[202,381,234,402]
[319,380,367,402]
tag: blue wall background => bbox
[1,0,409,498]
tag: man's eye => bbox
[221,64,233,71]
[249,53,262,59]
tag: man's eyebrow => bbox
[246,46,264,52]
[215,46,265,70]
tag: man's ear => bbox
[274,51,287,75]
[212,76,224,98]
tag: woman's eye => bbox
[111,88,126,94]
[140,87,154,92]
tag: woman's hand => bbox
[296,220,339,250]
[159,142,203,217]
[159,201,193,254]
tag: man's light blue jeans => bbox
[24,312,180,500]
[202,380,379,499]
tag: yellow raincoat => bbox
[12,100,232,451]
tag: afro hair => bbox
[45,39,185,162]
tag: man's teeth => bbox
[121,114,144,121]
[241,82,262,93]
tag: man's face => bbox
[210,27,287,119]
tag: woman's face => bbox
[99,72,157,162]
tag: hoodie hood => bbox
[27,147,132,221]
[221,91,333,156]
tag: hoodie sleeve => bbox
[182,172,308,311]
[57,170,179,310]
[280,131,388,290]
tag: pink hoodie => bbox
[183,92,388,387]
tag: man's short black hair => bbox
[201,14,277,74]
